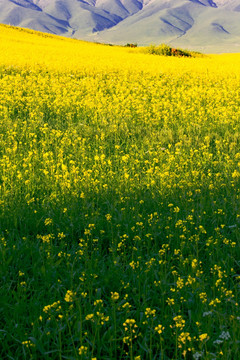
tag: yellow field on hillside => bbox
[1,23,240,75]
[0,23,240,360]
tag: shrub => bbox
[143,44,202,57]
[125,43,138,48]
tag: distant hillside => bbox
[0,0,240,52]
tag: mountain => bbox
[1,0,240,52]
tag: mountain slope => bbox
[94,0,240,52]
[0,0,240,52]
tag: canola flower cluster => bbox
[0,24,240,359]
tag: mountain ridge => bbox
[1,0,240,52]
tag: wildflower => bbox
[105,213,112,221]
[43,301,61,313]
[213,339,223,345]
[122,302,132,310]
[85,314,94,321]
[199,333,209,342]
[123,319,137,329]
[209,298,221,307]
[203,311,212,317]
[173,315,185,330]
[193,352,204,360]
[94,299,103,306]
[129,260,139,269]
[96,312,109,325]
[111,292,120,301]
[166,298,175,306]
[44,218,53,226]
[145,308,156,318]
[22,340,35,348]
[179,332,191,343]
[155,324,165,334]
[191,259,198,269]
[219,331,230,340]
[64,290,76,302]
[123,336,130,344]
[57,232,66,239]
[178,332,191,348]
[199,292,207,303]
[79,346,88,355]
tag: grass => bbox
[0,24,240,359]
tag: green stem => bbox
[130,331,133,360]
[113,304,117,357]
[58,328,62,360]
[91,319,100,358]
[149,320,153,360]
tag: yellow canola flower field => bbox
[1,23,240,75]
[0,23,240,360]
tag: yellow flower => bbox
[173,315,185,330]
[178,332,191,346]
[85,314,94,321]
[199,333,209,342]
[155,324,165,334]
[111,292,120,301]
[123,318,138,333]
[22,340,35,348]
[79,346,88,355]
[145,308,156,318]
[166,298,175,306]
[44,218,53,226]
[94,299,103,306]
[64,290,76,302]
[105,214,112,221]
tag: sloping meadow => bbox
[0,24,240,359]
